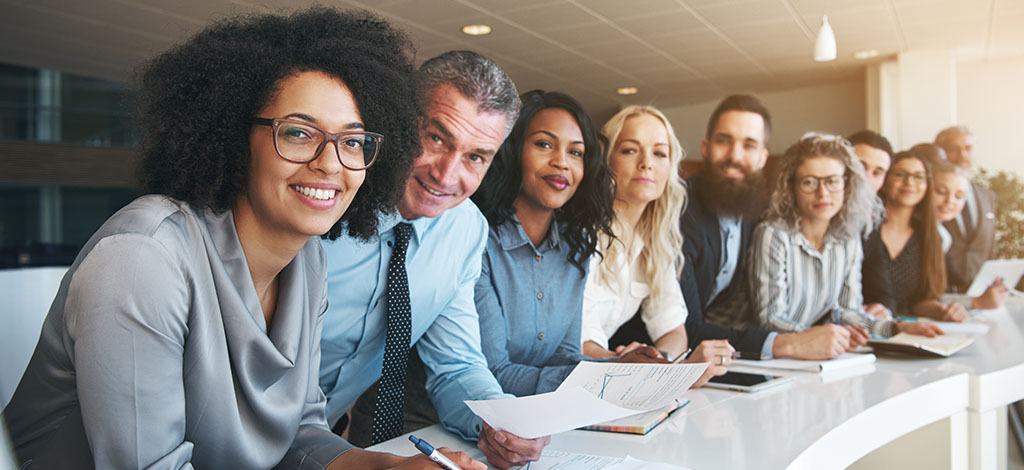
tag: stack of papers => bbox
[732,352,876,373]
[465,362,707,438]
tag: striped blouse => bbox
[746,220,898,337]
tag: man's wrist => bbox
[772,332,795,358]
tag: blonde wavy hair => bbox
[597,105,687,302]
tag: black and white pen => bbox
[409,435,464,470]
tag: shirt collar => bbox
[379,210,431,245]
[497,213,562,253]
[794,228,838,259]
[718,214,741,231]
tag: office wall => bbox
[661,78,867,159]
[956,56,1024,177]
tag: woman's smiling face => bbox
[243,71,367,242]
[514,107,585,214]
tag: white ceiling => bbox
[1,0,1021,117]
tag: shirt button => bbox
[387,241,393,247]
[537,333,544,340]
[537,292,543,299]
[535,254,542,261]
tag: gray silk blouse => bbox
[2,195,353,469]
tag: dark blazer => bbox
[944,182,997,292]
[679,175,770,353]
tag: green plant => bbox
[975,168,1024,290]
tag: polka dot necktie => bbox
[371,222,414,445]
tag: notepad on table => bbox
[581,399,688,435]
[732,352,876,373]
[868,332,974,357]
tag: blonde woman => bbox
[932,162,1008,308]
[581,106,732,376]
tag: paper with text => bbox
[465,387,643,438]
[604,456,689,470]
[556,362,708,410]
[465,363,707,438]
[466,449,688,470]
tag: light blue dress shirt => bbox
[475,217,590,396]
[710,215,742,304]
[319,200,509,440]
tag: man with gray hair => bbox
[319,50,549,468]
[935,125,997,291]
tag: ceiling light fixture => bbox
[461,24,492,36]
[853,49,880,60]
[617,87,638,95]
[814,15,837,62]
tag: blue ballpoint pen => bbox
[409,435,464,470]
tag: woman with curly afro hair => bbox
[2,7,478,470]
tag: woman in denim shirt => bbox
[470,90,633,396]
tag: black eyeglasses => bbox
[794,174,847,194]
[889,171,927,185]
[251,117,383,170]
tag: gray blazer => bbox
[943,182,997,292]
[2,195,352,469]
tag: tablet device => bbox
[703,371,793,393]
[965,259,1024,297]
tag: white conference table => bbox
[371,300,1024,470]
[874,300,1024,470]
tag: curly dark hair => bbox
[136,7,419,240]
[471,90,615,273]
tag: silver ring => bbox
[719,356,727,365]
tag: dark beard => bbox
[695,161,766,217]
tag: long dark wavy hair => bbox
[883,150,946,302]
[472,90,615,273]
[136,7,420,241]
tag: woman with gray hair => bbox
[745,133,941,358]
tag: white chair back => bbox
[0,266,67,409]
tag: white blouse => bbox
[581,238,688,349]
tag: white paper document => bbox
[556,362,708,409]
[467,449,688,470]
[732,352,875,373]
[923,320,990,335]
[605,456,689,470]
[465,387,643,439]
[465,362,707,438]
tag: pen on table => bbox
[671,348,692,364]
[831,305,841,325]
[409,435,464,470]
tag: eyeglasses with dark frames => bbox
[793,174,847,194]
[889,171,928,185]
[251,117,383,170]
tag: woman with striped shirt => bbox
[746,133,941,355]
